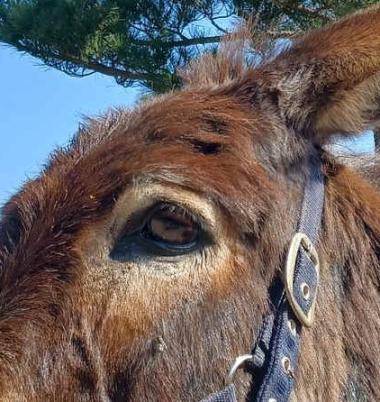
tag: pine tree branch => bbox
[130,35,222,47]
[208,18,228,34]
[266,30,300,39]
[203,8,235,34]
[296,4,335,22]
[12,41,161,83]
[271,1,334,23]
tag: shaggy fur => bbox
[0,6,380,402]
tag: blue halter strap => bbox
[201,154,325,402]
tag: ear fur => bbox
[247,5,380,142]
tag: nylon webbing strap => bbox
[200,384,237,402]
[200,155,325,402]
[254,155,324,402]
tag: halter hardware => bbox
[284,232,319,327]
[227,354,254,383]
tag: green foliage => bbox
[235,0,377,31]
[0,0,378,92]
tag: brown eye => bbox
[110,203,207,261]
[143,205,199,247]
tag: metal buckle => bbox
[227,354,253,383]
[284,233,319,327]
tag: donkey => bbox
[0,5,379,402]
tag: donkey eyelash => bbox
[119,201,210,239]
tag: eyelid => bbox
[110,184,220,244]
[117,200,214,241]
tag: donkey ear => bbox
[247,5,380,141]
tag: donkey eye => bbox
[110,203,205,261]
[143,205,199,246]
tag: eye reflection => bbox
[143,204,199,246]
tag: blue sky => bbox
[0,44,375,207]
[0,45,139,206]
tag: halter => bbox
[201,154,325,402]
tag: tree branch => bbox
[164,27,189,41]
[202,7,234,34]
[14,41,161,82]
[208,17,228,34]
[271,1,335,23]
[266,30,301,39]
[296,4,335,22]
[129,35,222,47]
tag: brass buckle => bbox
[284,233,319,327]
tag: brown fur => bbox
[0,6,380,401]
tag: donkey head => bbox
[0,6,380,401]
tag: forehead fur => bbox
[71,89,269,161]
